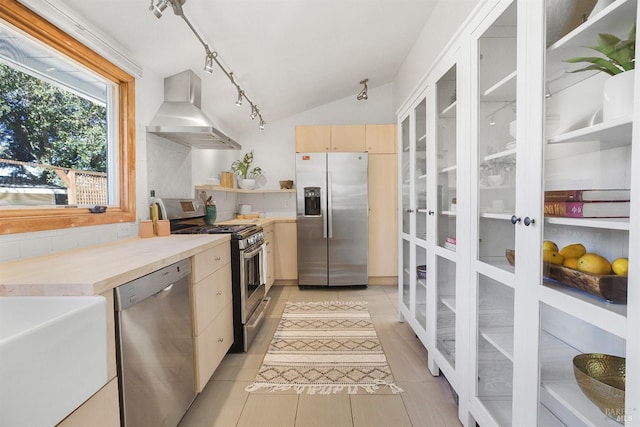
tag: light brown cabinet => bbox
[264,223,275,292]
[274,222,298,282]
[366,124,397,153]
[57,379,120,427]
[295,125,365,152]
[295,125,331,152]
[368,152,398,279]
[191,243,232,392]
[330,125,366,152]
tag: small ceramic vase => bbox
[204,205,217,225]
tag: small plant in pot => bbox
[565,24,635,121]
[231,150,263,190]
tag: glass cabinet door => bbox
[400,116,411,311]
[538,1,634,424]
[473,2,517,425]
[415,99,428,243]
[434,64,458,369]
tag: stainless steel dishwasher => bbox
[114,259,195,427]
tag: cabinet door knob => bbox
[218,338,224,342]
[405,209,414,213]
[524,216,535,226]
[510,215,521,225]
[428,210,435,215]
[214,256,221,261]
[216,290,222,295]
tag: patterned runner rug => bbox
[245,301,402,394]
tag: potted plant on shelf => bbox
[231,150,263,190]
[565,24,635,121]
[480,149,516,187]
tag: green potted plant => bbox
[565,24,635,121]
[231,150,263,189]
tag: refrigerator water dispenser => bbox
[304,187,321,216]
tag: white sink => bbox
[0,296,108,426]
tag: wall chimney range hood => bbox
[147,70,241,150]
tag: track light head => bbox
[356,78,368,101]
[150,0,169,18]
[204,54,214,74]
[250,106,258,120]
[236,90,244,106]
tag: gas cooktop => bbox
[172,223,259,239]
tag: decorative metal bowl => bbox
[416,265,426,280]
[573,353,625,423]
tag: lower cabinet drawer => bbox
[192,243,231,283]
[194,303,233,392]
[192,264,231,335]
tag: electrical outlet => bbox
[117,223,131,237]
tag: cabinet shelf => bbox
[539,282,626,338]
[545,216,629,231]
[440,295,456,313]
[195,185,295,194]
[440,100,457,117]
[546,116,632,148]
[482,70,516,101]
[440,164,457,173]
[483,147,516,162]
[480,327,514,361]
[546,0,637,94]
[478,398,512,427]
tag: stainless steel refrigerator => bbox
[296,152,368,287]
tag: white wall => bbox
[393,0,481,112]
[192,82,396,190]
[0,1,478,262]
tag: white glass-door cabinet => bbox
[469,1,526,425]
[538,0,639,426]
[398,96,429,342]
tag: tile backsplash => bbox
[198,189,296,220]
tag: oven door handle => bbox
[243,244,264,259]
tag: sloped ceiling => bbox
[52,0,439,134]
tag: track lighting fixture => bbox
[488,114,497,126]
[149,0,169,18]
[356,78,368,101]
[150,0,266,130]
[545,87,552,99]
[204,52,215,74]
[236,89,244,106]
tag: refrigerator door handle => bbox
[327,174,333,239]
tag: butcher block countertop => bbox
[0,234,230,297]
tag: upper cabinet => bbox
[295,125,365,152]
[366,124,397,153]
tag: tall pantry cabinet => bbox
[397,0,640,426]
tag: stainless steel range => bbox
[158,198,269,352]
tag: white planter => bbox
[603,70,635,121]
[239,178,256,190]
[486,174,505,187]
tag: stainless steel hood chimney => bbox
[147,70,241,150]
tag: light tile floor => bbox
[179,285,462,427]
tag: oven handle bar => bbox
[243,244,265,259]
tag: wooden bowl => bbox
[279,180,294,189]
[505,249,515,266]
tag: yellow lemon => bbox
[577,253,612,275]
[543,250,564,265]
[612,258,628,276]
[543,240,559,252]
[559,243,587,259]
[562,257,579,269]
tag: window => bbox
[0,2,135,234]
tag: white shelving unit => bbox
[397,0,639,425]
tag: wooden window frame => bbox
[0,1,136,235]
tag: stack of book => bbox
[544,189,630,218]
[444,237,457,251]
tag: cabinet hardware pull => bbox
[510,215,521,225]
[524,217,535,226]
[405,209,414,213]
[218,338,224,342]
[214,256,221,261]
[216,290,222,295]
[428,210,434,215]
